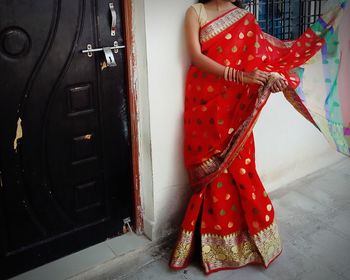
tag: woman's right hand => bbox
[241,70,270,86]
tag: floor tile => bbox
[11,242,115,280]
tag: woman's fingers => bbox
[276,80,284,91]
[271,84,278,93]
[278,79,288,90]
[254,79,264,86]
[255,73,268,84]
[259,76,269,83]
[256,76,267,84]
[245,70,286,86]
[246,71,289,90]
[258,71,270,79]
[271,79,288,93]
[257,71,270,82]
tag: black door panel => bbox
[0,0,134,278]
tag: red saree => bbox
[168,3,347,275]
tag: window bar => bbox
[308,0,312,26]
[254,0,258,17]
[289,0,292,39]
[271,0,275,36]
[278,0,282,39]
[305,0,308,28]
[249,0,323,40]
[302,0,306,33]
[314,0,318,24]
[285,0,288,40]
[280,0,284,39]
[299,0,303,36]
[284,0,287,39]
[318,0,322,17]
[262,0,266,34]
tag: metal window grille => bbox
[244,0,325,40]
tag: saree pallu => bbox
[169,1,348,275]
[286,1,350,156]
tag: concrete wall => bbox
[133,0,346,241]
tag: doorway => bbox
[0,0,135,278]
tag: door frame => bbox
[122,0,143,235]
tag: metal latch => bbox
[81,41,125,67]
[103,47,117,67]
[109,3,117,36]
[123,217,134,233]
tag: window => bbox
[245,0,325,40]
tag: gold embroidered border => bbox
[201,228,262,271]
[169,220,282,272]
[200,8,248,43]
[169,229,194,268]
[201,221,282,271]
[282,86,317,127]
[252,220,283,267]
[262,31,294,48]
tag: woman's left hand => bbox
[270,78,288,93]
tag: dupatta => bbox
[285,1,350,156]
[184,0,349,191]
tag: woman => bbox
[168,0,349,275]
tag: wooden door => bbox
[0,0,134,278]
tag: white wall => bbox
[135,0,346,241]
[142,0,194,240]
[254,94,344,192]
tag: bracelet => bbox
[223,66,244,85]
[229,67,233,82]
[224,66,229,81]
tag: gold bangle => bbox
[224,66,228,81]
[228,67,233,82]
[233,69,236,83]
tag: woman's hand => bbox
[242,70,270,86]
[270,78,288,93]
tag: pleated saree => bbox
[168,1,349,275]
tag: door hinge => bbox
[123,217,134,234]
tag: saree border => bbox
[262,32,294,48]
[200,8,249,44]
[283,85,318,128]
[168,229,194,268]
[169,220,283,273]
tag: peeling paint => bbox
[100,61,108,71]
[13,117,23,151]
[83,134,92,140]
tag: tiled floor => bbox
[11,232,152,280]
[12,158,350,280]
[115,158,350,280]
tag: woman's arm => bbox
[185,7,269,86]
[185,7,227,76]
